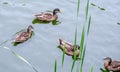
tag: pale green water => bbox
[0,0,120,72]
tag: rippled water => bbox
[0,0,120,72]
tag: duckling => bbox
[58,38,80,57]
[104,57,120,72]
[35,8,61,22]
[15,25,34,43]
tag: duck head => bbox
[53,8,61,15]
[27,25,34,33]
[104,57,112,67]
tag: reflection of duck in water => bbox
[35,8,61,22]
[15,25,34,43]
[58,38,80,57]
[104,57,120,72]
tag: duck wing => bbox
[111,61,120,68]
[59,39,74,50]
[35,12,53,21]
[15,32,30,42]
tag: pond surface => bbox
[0,0,120,72]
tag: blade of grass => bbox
[87,15,91,35]
[0,40,9,46]
[85,0,90,20]
[54,59,57,72]
[90,65,94,72]
[77,0,81,16]
[3,46,38,72]
[71,25,78,72]
[91,3,96,6]
[62,48,65,66]
[73,24,78,60]
[79,27,85,59]
[71,60,76,72]
[80,46,86,72]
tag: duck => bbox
[104,57,120,72]
[14,25,34,43]
[35,8,61,22]
[58,38,80,57]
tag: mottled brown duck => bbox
[104,57,120,72]
[35,8,61,22]
[15,25,33,43]
[58,38,80,57]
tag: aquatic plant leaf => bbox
[62,48,65,66]
[13,42,21,46]
[32,18,50,24]
[80,46,86,72]
[117,22,120,25]
[91,3,96,6]
[77,0,81,16]
[100,68,110,72]
[52,20,61,25]
[54,59,57,72]
[91,3,105,11]
[98,7,105,11]
[85,0,90,20]
[0,40,9,46]
[73,25,77,59]
[90,65,94,72]
[71,25,78,72]
[3,2,8,4]
[87,15,91,35]
[3,46,38,72]
[57,45,65,66]
[71,60,76,72]
[80,27,85,58]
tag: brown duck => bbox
[104,57,120,72]
[59,38,80,56]
[15,25,34,43]
[35,8,61,22]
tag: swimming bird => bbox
[14,25,34,43]
[58,38,80,57]
[35,8,61,22]
[104,57,120,72]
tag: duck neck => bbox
[27,28,30,33]
[108,61,111,65]
[53,11,56,15]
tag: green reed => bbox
[80,0,92,71]
[54,59,57,72]
[90,65,94,72]
[71,0,81,71]
[85,0,90,20]
[71,24,78,72]
[100,68,110,72]
[77,0,81,16]
[87,16,91,35]
[62,46,65,66]
[91,3,105,11]
[2,46,38,72]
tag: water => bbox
[0,0,120,72]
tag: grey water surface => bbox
[0,0,120,72]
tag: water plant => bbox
[0,46,38,72]
[54,59,57,72]
[32,18,61,25]
[91,3,105,11]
